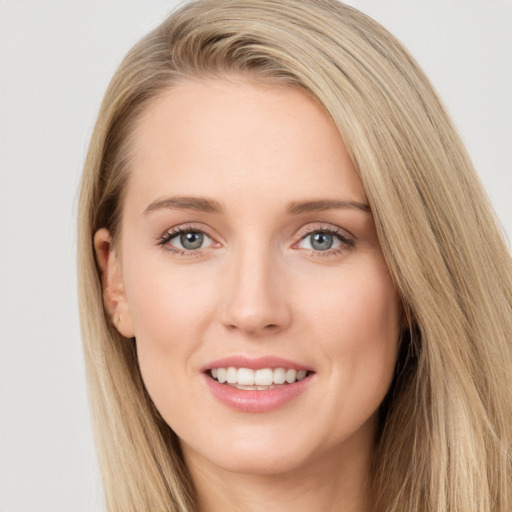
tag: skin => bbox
[95,76,402,512]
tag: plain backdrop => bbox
[0,1,510,511]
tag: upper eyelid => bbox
[295,223,355,240]
[162,223,216,239]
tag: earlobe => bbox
[93,228,135,338]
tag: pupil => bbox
[311,232,333,251]
[180,231,203,250]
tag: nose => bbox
[220,245,292,336]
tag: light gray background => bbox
[0,1,510,511]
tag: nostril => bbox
[224,320,282,334]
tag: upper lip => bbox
[201,355,313,372]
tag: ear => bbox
[93,228,135,338]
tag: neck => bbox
[183,434,374,512]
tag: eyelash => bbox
[295,224,355,255]
[157,224,355,257]
[157,224,212,257]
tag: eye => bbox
[160,228,213,253]
[295,226,355,254]
[301,232,340,251]
[176,231,209,250]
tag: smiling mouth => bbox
[208,367,313,390]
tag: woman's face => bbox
[99,77,402,476]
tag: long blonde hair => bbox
[77,1,512,510]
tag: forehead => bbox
[125,77,366,211]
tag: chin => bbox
[180,426,317,476]
[208,449,310,477]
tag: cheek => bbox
[120,250,214,385]
[123,246,218,341]
[304,258,400,346]
[307,259,401,410]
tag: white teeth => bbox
[255,368,273,386]
[226,367,237,384]
[217,368,227,383]
[234,384,256,390]
[285,369,297,383]
[296,370,307,381]
[210,366,310,386]
[237,368,255,386]
[273,367,286,385]
[233,384,278,390]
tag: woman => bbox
[77,1,512,511]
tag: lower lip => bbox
[203,373,312,413]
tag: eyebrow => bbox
[286,199,371,215]
[143,196,371,216]
[144,196,223,215]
